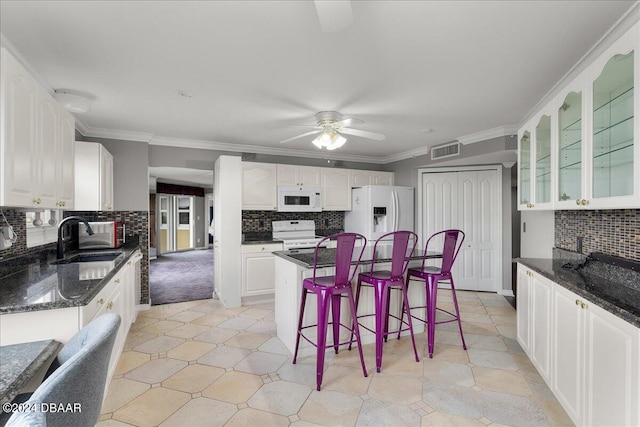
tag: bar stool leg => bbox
[349,278,364,351]
[399,279,420,363]
[346,287,368,379]
[427,276,438,358]
[315,289,331,391]
[293,288,308,364]
[374,284,390,372]
[449,277,467,350]
[331,294,342,354]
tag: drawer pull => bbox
[107,302,114,310]
[97,298,104,305]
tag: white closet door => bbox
[421,168,500,292]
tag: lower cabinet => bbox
[517,263,640,426]
[241,243,283,297]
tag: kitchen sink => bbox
[52,252,123,265]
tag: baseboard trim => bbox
[499,289,515,297]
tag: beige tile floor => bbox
[98,290,574,427]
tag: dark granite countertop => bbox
[274,247,442,269]
[516,249,640,328]
[0,340,61,405]
[0,242,141,315]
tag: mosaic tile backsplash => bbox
[555,209,640,262]
[242,210,345,233]
[69,210,150,304]
[0,209,30,259]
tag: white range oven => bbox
[277,186,322,212]
[272,220,326,250]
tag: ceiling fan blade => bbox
[280,130,321,144]
[333,117,364,127]
[314,0,353,33]
[340,127,386,141]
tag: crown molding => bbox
[76,124,154,142]
[150,136,385,163]
[456,125,519,145]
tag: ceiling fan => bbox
[280,111,386,150]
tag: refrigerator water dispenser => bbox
[373,206,388,233]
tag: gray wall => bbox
[81,137,150,211]
[193,196,205,248]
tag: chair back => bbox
[370,231,418,279]
[312,233,367,285]
[422,229,465,274]
[7,313,121,427]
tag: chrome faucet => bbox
[57,216,94,260]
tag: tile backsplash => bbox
[555,209,640,261]
[242,211,344,233]
[0,209,30,259]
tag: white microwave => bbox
[277,186,322,212]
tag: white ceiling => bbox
[0,0,635,165]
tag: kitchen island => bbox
[273,246,441,356]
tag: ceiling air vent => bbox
[431,142,460,160]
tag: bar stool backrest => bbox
[422,229,465,273]
[312,232,367,285]
[370,231,418,279]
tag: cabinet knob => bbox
[127,261,132,266]
[34,198,41,205]
[581,302,588,309]
[580,199,589,206]
[575,299,580,306]
[107,301,114,310]
[97,298,104,305]
[576,199,581,206]
[115,279,120,284]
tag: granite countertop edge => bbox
[516,257,640,329]
[0,245,141,315]
[273,249,441,270]
[242,239,283,245]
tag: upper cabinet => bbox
[519,22,640,210]
[321,168,351,211]
[349,170,394,187]
[74,141,114,211]
[276,165,321,187]
[518,106,553,210]
[242,162,277,210]
[586,26,639,209]
[0,48,75,209]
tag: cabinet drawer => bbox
[241,243,283,254]
[81,271,121,325]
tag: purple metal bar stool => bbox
[403,229,466,358]
[350,231,420,373]
[292,233,368,391]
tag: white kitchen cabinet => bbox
[553,283,640,427]
[371,171,394,186]
[321,168,351,210]
[520,22,640,210]
[516,264,531,353]
[0,47,75,209]
[349,170,394,187]
[242,162,277,210]
[530,271,552,382]
[518,263,640,427]
[277,164,321,187]
[74,141,114,211]
[518,105,554,211]
[241,243,282,297]
[518,264,562,383]
[584,22,640,209]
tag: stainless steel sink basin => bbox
[53,252,123,265]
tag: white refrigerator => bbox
[344,185,414,242]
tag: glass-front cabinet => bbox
[518,108,554,211]
[518,127,532,209]
[554,77,586,209]
[587,33,639,208]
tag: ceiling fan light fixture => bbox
[312,130,347,150]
